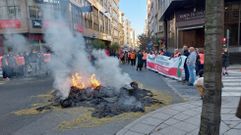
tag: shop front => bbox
[176,10,205,49]
[224,0,241,64]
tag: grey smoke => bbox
[3,33,30,53]
[92,50,132,90]
[42,7,132,98]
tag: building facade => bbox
[111,0,120,44]
[147,0,164,49]
[0,0,130,55]
[118,11,124,46]
[149,0,241,64]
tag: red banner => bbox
[15,56,25,66]
[43,53,51,63]
[0,20,21,29]
[0,56,2,68]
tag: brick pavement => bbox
[116,97,241,135]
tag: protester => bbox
[142,50,148,69]
[8,52,17,78]
[222,48,229,76]
[136,51,143,71]
[15,53,25,76]
[119,51,124,64]
[186,47,197,86]
[124,51,128,64]
[128,51,131,64]
[173,49,181,58]
[1,54,10,80]
[28,49,40,76]
[105,49,110,56]
[159,49,165,55]
[130,51,136,66]
[198,49,204,74]
[182,45,190,82]
[134,50,137,65]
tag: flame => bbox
[71,73,101,90]
[90,74,101,89]
[71,73,85,89]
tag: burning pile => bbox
[49,73,162,118]
[71,73,101,90]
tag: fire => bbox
[71,73,85,89]
[71,73,101,90]
[90,74,101,89]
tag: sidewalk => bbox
[116,66,241,135]
[116,97,241,135]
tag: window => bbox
[99,13,104,33]
[104,16,108,34]
[93,7,99,31]
[83,1,92,29]
[0,0,21,19]
[29,6,42,19]
[84,12,92,29]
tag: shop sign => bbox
[176,10,205,22]
[0,20,21,29]
[32,20,42,28]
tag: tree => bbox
[199,0,224,135]
[137,34,151,50]
[92,39,106,49]
[110,42,120,53]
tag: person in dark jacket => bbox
[182,45,190,82]
[1,54,10,80]
[136,51,143,71]
[222,48,229,76]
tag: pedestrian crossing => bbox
[222,70,241,97]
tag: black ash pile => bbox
[48,82,162,118]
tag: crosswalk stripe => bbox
[223,77,241,79]
[223,79,241,82]
[223,87,241,91]
[222,92,241,97]
[224,83,241,86]
[222,71,241,97]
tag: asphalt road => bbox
[0,64,183,135]
[121,64,183,103]
[0,77,53,135]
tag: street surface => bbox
[0,65,183,135]
[1,65,240,135]
[222,70,241,97]
[0,77,53,135]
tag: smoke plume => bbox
[92,50,132,90]
[42,6,132,98]
[3,33,30,53]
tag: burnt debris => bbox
[46,82,163,118]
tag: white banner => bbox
[147,55,186,80]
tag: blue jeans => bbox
[188,65,196,84]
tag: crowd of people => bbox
[118,50,148,71]
[0,49,51,81]
[117,45,229,90]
